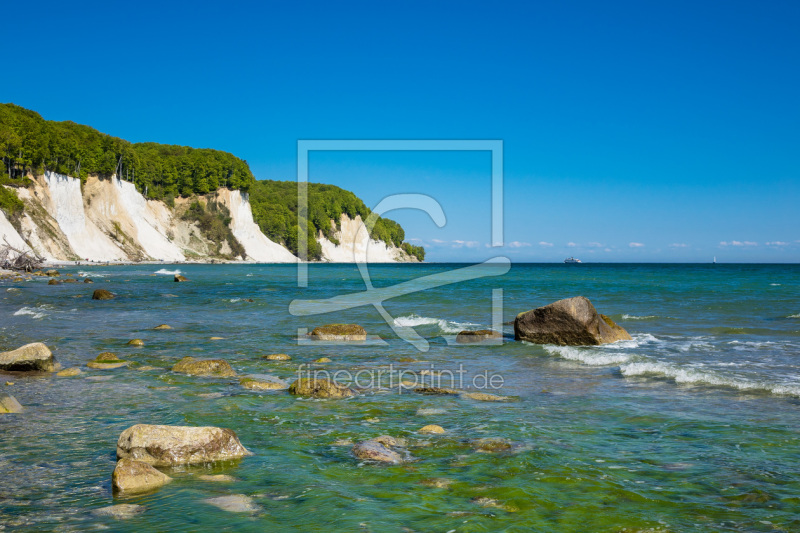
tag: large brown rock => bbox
[112,458,172,494]
[309,324,367,341]
[288,377,355,399]
[116,424,251,466]
[0,342,58,372]
[92,289,115,300]
[174,274,188,282]
[514,296,632,346]
[172,356,236,377]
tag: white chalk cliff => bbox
[1,174,414,263]
[319,214,417,263]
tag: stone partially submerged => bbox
[309,324,367,341]
[455,330,502,343]
[0,393,23,413]
[116,424,251,466]
[514,296,632,346]
[352,436,406,464]
[288,376,355,399]
[112,458,172,494]
[172,356,236,377]
[0,342,58,372]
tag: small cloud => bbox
[538,241,554,247]
[629,242,645,248]
[407,238,422,243]
[508,241,531,248]
[669,243,688,248]
[431,239,445,244]
[766,241,788,246]
[587,242,603,248]
[724,240,758,247]
[452,240,479,248]
[567,242,577,247]
[604,248,612,252]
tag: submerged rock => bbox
[112,458,172,494]
[288,377,355,399]
[92,289,114,300]
[44,269,60,277]
[117,424,251,466]
[92,504,145,520]
[262,353,291,361]
[240,377,288,390]
[309,323,367,341]
[87,352,129,369]
[203,494,260,513]
[418,424,446,434]
[56,367,82,377]
[514,296,632,346]
[414,386,462,395]
[174,274,188,282]
[0,393,23,413]
[0,342,58,372]
[47,279,60,285]
[172,357,236,377]
[352,436,406,464]
[198,474,237,482]
[84,278,93,283]
[127,339,145,347]
[314,357,332,363]
[455,330,502,343]
[461,392,511,402]
[471,437,513,453]
[153,324,172,330]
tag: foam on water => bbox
[14,306,48,319]
[622,314,658,320]
[619,361,800,397]
[155,268,181,275]
[78,271,105,278]
[544,345,633,366]
[789,314,800,318]
[393,314,478,334]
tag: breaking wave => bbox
[621,314,658,320]
[619,361,800,397]
[155,269,181,275]
[14,306,48,319]
[393,314,479,334]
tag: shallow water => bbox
[1,263,799,531]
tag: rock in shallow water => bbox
[0,342,58,372]
[0,393,23,413]
[56,367,82,377]
[174,274,188,282]
[116,424,252,466]
[288,377,355,399]
[112,458,172,494]
[461,392,511,402]
[203,494,260,513]
[418,424,446,434]
[514,296,632,346]
[92,504,145,519]
[240,377,288,390]
[263,353,291,361]
[455,330,502,343]
[352,437,405,464]
[172,356,236,377]
[92,289,114,300]
[309,323,367,341]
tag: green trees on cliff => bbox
[0,103,253,199]
[0,103,424,261]
[248,180,423,261]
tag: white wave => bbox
[788,314,800,319]
[619,361,800,397]
[544,345,632,366]
[78,271,105,278]
[622,314,657,320]
[393,314,478,334]
[603,333,660,349]
[155,268,181,275]
[770,283,781,286]
[14,306,47,319]
[229,298,241,302]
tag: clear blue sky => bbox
[4,0,799,262]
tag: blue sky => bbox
[3,0,799,262]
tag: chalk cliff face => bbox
[1,174,414,263]
[319,214,418,263]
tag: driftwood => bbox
[0,237,44,272]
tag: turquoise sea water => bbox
[1,263,799,531]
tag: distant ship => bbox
[564,257,582,264]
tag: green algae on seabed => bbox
[1,263,800,531]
